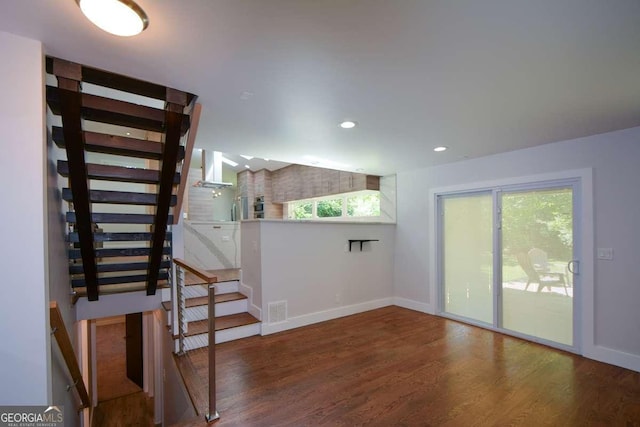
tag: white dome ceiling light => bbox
[77,0,149,37]
[340,121,357,129]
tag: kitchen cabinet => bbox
[255,165,381,204]
[339,172,380,192]
[322,169,341,195]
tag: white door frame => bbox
[429,168,594,355]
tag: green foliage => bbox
[292,202,313,219]
[317,199,342,217]
[501,188,572,259]
[347,193,380,217]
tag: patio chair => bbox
[516,251,568,295]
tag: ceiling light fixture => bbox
[240,155,254,160]
[244,164,251,169]
[340,121,357,129]
[433,146,448,152]
[77,0,149,37]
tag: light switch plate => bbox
[597,248,613,260]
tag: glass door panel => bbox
[500,187,574,346]
[441,193,494,324]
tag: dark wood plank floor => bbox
[173,306,640,426]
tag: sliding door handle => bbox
[568,260,579,275]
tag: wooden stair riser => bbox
[185,298,249,322]
[182,323,262,351]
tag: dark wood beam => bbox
[57,86,99,301]
[147,107,184,295]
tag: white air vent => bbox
[268,301,287,324]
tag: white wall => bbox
[240,221,262,312]
[47,108,79,424]
[0,31,49,404]
[394,126,640,371]
[256,221,396,334]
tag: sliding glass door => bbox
[438,181,578,350]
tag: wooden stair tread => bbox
[58,160,180,185]
[63,188,177,206]
[69,260,170,275]
[46,86,191,135]
[71,272,169,288]
[68,231,171,243]
[45,57,196,105]
[185,313,260,336]
[68,246,171,259]
[52,126,185,161]
[74,281,169,297]
[67,212,173,224]
[184,292,247,308]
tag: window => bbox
[317,198,342,218]
[291,201,313,219]
[288,191,380,220]
[347,193,380,217]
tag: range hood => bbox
[193,150,233,189]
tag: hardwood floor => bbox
[96,321,142,401]
[173,306,640,426]
[93,392,154,427]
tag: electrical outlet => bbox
[597,248,613,260]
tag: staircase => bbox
[46,56,198,301]
[47,56,261,355]
[168,265,261,353]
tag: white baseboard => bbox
[584,345,640,373]
[261,297,394,335]
[393,297,434,314]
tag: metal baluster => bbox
[176,266,186,355]
[205,283,219,423]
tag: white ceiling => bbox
[2,0,640,175]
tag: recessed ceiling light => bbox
[244,164,251,169]
[340,121,357,129]
[221,156,238,167]
[77,0,149,37]
[264,158,269,162]
[434,146,448,152]
[240,155,254,160]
